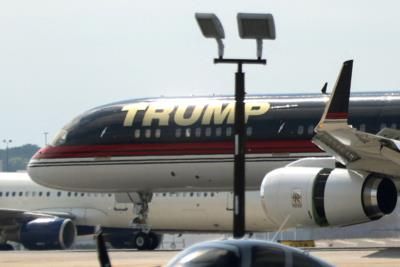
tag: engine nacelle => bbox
[261,167,397,229]
[19,218,76,250]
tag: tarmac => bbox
[1,247,400,267]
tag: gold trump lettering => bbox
[175,104,205,126]
[122,102,270,127]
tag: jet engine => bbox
[18,218,76,250]
[261,167,397,229]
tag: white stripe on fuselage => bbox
[28,152,325,192]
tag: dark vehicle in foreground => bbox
[165,239,333,267]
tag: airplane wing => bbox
[313,60,400,178]
[0,208,75,226]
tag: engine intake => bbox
[261,167,397,229]
[19,218,76,250]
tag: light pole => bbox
[44,132,49,146]
[3,139,12,172]
[196,13,275,238]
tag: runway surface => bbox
[1,248,400,267]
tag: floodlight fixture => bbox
[237,13,276,59]
[195,13,225,58]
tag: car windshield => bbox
[169,247,240,267]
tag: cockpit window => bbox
[169,247,240,267]
[51,129,68,146]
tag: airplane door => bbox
[226,192,233,211]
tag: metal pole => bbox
[3,140,11,172]
[44,132,49,146]
[214,58,265,239]
[233,63,245,238]
[5,143,8,172]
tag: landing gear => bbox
[134,232,162,251]
[0,243,14,250]
[130,192,153,228]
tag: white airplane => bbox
[27,60,400,236]
[0,172,277,250]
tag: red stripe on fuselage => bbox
[32,140,321,159]
[326,112,348,120]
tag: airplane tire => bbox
[134,232,150,251]
[147,232,161,250]
[0,243,14,250]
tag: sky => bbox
[1,0,400,147]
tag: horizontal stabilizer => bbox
[377,128,400,141]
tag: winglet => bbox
[316,60,353,130]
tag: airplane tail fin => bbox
[315,60,353,131]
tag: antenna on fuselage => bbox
[321,82,328,94]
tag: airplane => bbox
[0,172,280,250]
[3,171,400,251]
[27,60,400,235]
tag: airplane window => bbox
[155,129,161,138]
[226,127,232,137]
[195,128,201,137]
[246,127,253,136]
[94,193,98,197]
[19,192,23,197]
[216,127,222,137]
[108,193,112,197]
[204,192,208,197]
[359,123,366,132]
[196,192,201,197]
[38,192,43,197]
[67,192,71,197]
[162,193,166,197]
[134,129,141,139]
[81,193,85,197]
[12,192,16,197]
[74,192,78,197]
[57,192,62,197]
[251,245,285,267]
[205,127,211,137]
[145,129,151,138]
[307,125,314,135]
[46,192,50,197]
[51,129,67,146]
[5,192,9,197]
[185,128,191,137]
[25,192,29,197]
[32,192,36,197]
[211,192,215,197]
[176,128,182,138]
[190,192,194,197]
[297,125,304,135]
[0,192,2,197]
